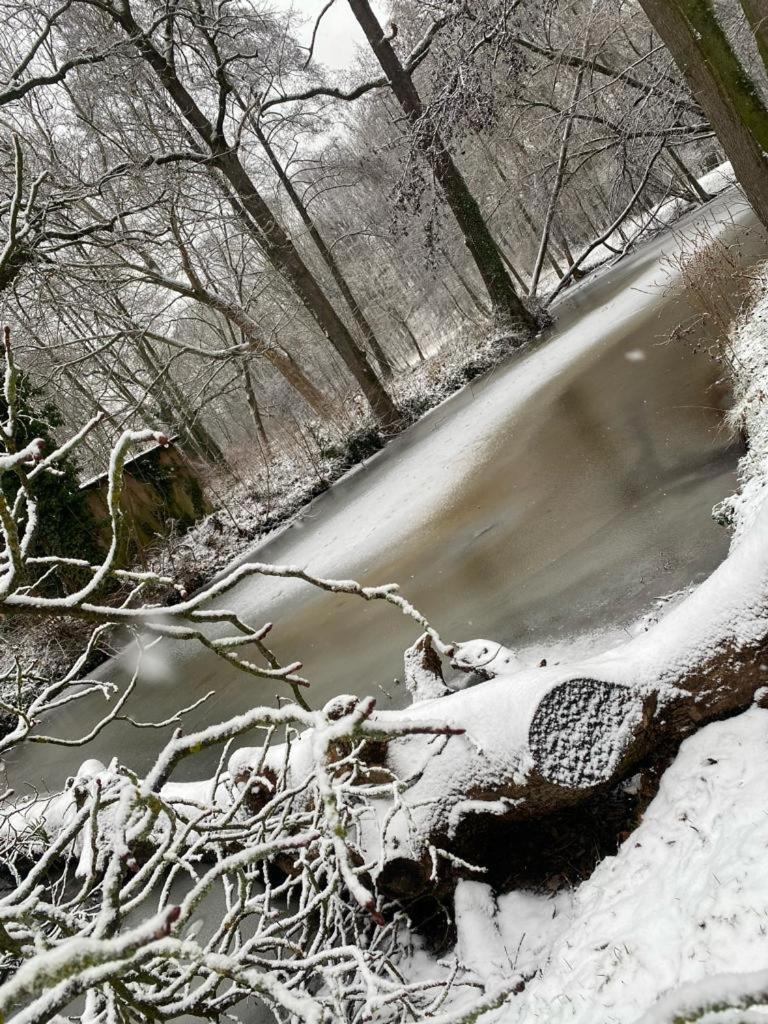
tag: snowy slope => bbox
[487,707,768,1023]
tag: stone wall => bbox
[81,442,211,560]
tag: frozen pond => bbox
[9,190,766,788]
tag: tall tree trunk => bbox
[111,6,404,432]
[529,67,584,296]
[665,144,712,203]
[239,358,270,456]
[497,244,528,291]
[549,225,569,268]
[255,124,395,380]
[395,313,426,362]
[347,0,534,339]
[444,251,491,315]
[639,0,768,229]
[263,346,334,420]
[218,144,402,427]
[514,198,566,279]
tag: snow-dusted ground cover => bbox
[445,707,768,1023]
[715,268,768,544]
[146,323,527,595]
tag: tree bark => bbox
[639,0,768,229]
[239,357,270,456]
[444,251,491,315]
[665,145,712,203]
[395,313,426,362]
[108,4,404,432]
[497,244,528,292]
[347,0,534,338]
[263,346,334,420]
[135,337,228,465]
[515,198,566,279]
[528,67,584,296]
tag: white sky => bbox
[276,0,391,71]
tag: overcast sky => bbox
[277,0,390,71]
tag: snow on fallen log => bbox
[454,705,768,1021]
[332,271,768,893]
[205,467,768,900]
[14,462,768,905]
[637,969,768,1024]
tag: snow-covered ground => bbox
[715,268,768,544]
[444,706,768,1023]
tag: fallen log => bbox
[17,487,768,914]
[345,493,768,898]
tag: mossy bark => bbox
[640,0,768,229]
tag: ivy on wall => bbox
[0,369,100,575]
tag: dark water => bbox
[7,191,765,789]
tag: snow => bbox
[354,464,768,853]
[404,634,450,702]
[397,707,768,1023]
[454,881,516,988]
[489,708,768,1022]
[699,161,737,195]
[713,266,768,545]
[449,640,524,677]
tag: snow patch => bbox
[714,267,768,544]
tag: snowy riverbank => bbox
[0,166,741,697]
[147,167,740,597]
